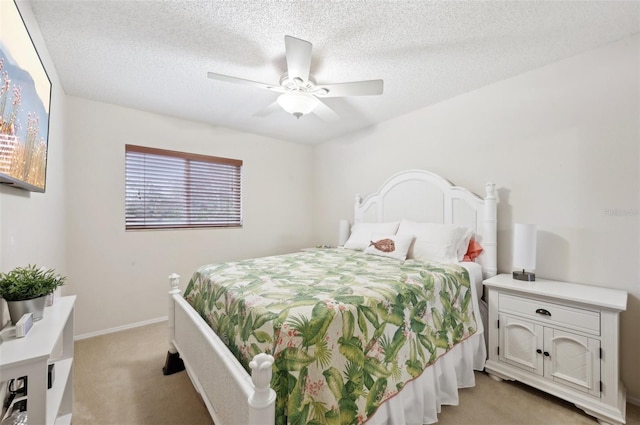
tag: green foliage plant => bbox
[0,264,66,301]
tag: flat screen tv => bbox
[0,0,51,192]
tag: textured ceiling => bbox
[27,1,640,144]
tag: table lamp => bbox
[513,223,537,281]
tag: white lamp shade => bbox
[277,92,319,117]
[338,219,350,246]
[513,223,537,271]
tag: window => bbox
[125,145,242,230]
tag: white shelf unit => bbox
[0,296,75,425]
[483,275,627,425]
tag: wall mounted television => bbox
[0,0,52,192]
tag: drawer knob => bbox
[535,308,551,317]
[536,349,542,354]
[544,351,550,357]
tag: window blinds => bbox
[125,145,242,229]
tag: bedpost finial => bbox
[168,273,180,290]
[248,353,276,414]
[355,194,362,205]
[250,353,274,392]
[485,183,496,200]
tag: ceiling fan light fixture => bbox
[277,92,319,119]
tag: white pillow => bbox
[364,234,414,260]
[343,221,400,251]
[397,219,472,263]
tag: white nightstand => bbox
[483,274,627,425]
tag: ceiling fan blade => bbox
[315,79,383,98]
[313,99,339,122]
[207,72,283,92]
[284,36,312,83]
[253,101,281,117]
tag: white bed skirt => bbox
[368,330,487,425]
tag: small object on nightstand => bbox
[512,269,535,281]
[1,399,27,425]
[15,313,33,338]
[300,246,333,252]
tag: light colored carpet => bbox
[74,322,640,425]
[73,321,213,425]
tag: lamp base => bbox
[513,270,535,281]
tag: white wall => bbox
[0,1,67,320]
[313,35,640,400]
[64,97,315,336]
[0,1,67,413]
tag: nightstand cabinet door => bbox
[544,328,600,397]
[499,314,543,375]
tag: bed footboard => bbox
[166,274,276,425]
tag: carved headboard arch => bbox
[354,169,497,278]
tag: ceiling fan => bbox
[207,35,383,120]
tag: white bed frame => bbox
[165,169,498,425]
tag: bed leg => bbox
[163,351,185,375]
[163,273,185,375]
[248,353,276,425]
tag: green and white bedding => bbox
[184,248,478,425]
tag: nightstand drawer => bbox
[499,293,600,335]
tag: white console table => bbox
[0,296,75,425]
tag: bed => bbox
[164,169,498,425]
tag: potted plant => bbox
[0,264,66,325]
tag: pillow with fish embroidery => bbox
[364,234,414,260]
[343,221,400,250]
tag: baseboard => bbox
[75,316,168,340]
[627,393,640,407]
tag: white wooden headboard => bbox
[354,169,497,278]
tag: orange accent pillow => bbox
[463,238,483,262]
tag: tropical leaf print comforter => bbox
[184,249,478,425]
